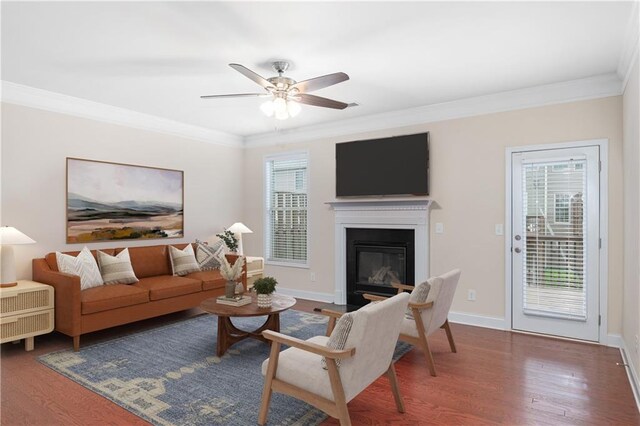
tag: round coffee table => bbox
[200,293,296,357]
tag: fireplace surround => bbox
[328,199,433,305]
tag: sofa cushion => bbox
[119,245,172,278]
[134,275,202,301]
[81,284,150,315]
[185,270,226,291]
[46,249,115,272]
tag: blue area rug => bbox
[39,310,412,426]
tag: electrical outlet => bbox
[435,223,444,234]
[495,224,504,236]
[310,272,316,282]
[467,289,476,301]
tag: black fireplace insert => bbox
[346,228,415,306]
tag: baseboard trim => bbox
[275,287,335,303]
[619,340,640,412]
[447,311,507,331]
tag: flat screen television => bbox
[336,132,429,197]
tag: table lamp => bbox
[227,222,253,255]
[0,226,36,287]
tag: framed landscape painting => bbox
[66,158,184,243]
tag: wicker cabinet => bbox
[246,256,265,289]
[1,280,54,351]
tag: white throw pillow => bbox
[169,244,201,276]
[56,246,104,290]
[97,248,139,284]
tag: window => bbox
[554,193,571,224]
[265,152,309,267]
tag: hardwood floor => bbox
[1,299,638,425]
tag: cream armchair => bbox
[395,269,461,376]
[258,292,410,426]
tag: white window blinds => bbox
[265,154,308,266]
[522,159,587,320]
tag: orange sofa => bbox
[32,243,246,351]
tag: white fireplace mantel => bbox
[328,198,434,305]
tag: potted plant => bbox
[216,230,239,253]
[253,276,277,308]
[219,256,245,298]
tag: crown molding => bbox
[243,73,623,148]
[618,1,639,91]
[0,81,243,148]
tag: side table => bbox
[0,280,54,351]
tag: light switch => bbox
[435,223,444,234]
[495,224,504,236]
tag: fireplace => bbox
[329,199,433,305]
[347,228,415,306]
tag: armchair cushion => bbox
[322,312,354,369]
[261,335,337,401]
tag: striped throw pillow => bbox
[406,280,431,320]
[195,239,224,271]
[56,246,104,290]
[97,248,139,284]
[322,312,354,370]
[169,244,201,276]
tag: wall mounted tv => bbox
[336,132,429,197]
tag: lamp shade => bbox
[227,222,253,234]
[0,226,36,245]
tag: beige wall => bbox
[623,55,640,378]
[1,103,244,280]
[243,96,623,334]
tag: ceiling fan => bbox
[201,61,353,120]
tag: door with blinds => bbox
[511,146,600,341]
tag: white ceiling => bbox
[1,1,634,138]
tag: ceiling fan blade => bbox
[229,63,276,90]
[291,72,349,93]
[200,93,270,99]
[296,93,349,110]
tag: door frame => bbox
[504,139,609,343]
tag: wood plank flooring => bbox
[1,299,638,425]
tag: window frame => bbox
[263,151,310,269]
[553,192,572,224]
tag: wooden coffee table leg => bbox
[216,313,282,357]
[217,315,227,357]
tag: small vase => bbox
[225,281,236,298]
[257,293,272,308]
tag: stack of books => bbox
[216,295,252,307]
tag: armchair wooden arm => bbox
[409,301,434,310]
[262,330,356,360]
[363,294,389,302]
[319,309,344,336]
[391,282,416,294]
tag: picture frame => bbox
[66,158,184,243]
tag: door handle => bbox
[514,247,521,253]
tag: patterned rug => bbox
[39,310,412,426]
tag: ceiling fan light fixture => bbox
[287,100,301,117]
[260,100,275,117]
[273,97,289,120]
